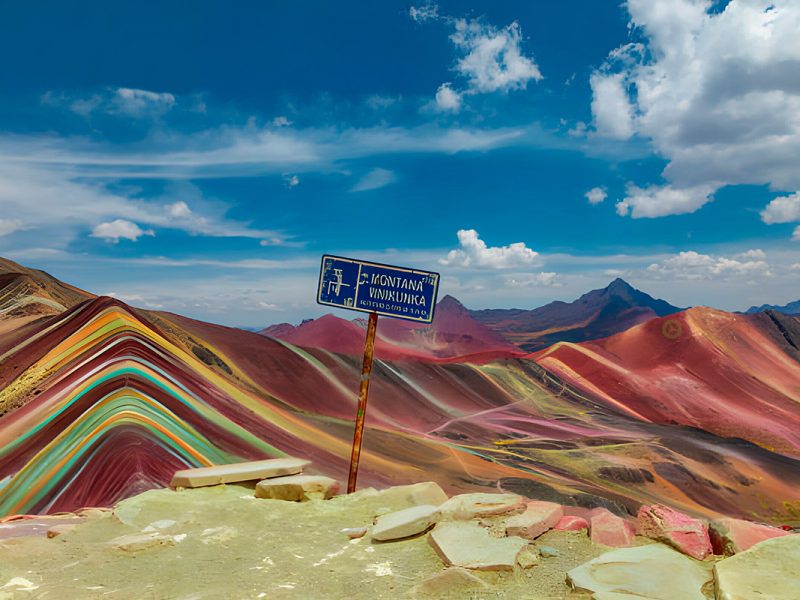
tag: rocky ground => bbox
[0,461,797,599]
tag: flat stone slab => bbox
[438,493,525,520]
[254,474,339,501]
[371,504,440,541]
[568,543,712,600]
[709,517,792,556]
[636,504,711,560]
[590,510,635,547]
[428,521,529,571]
[714,534,800,600]
[171,457,310,488]
[505,500,563,539]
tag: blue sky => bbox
[1,0,799,326]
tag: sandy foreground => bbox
[0,483,627,600]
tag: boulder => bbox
[371,504,439,541]
[709,517,791,556]
[411,567,488,595]
[438,493,525,520]
[371,481,448,508]
[171,457,310,488]
[713,534,800,600]
[590,510,635,547]
[555,515,589,531]
[567,544,712,600]
[636,504,711,560]
[254,474,339,501]
[108,532,175,552]
[505,500,563,540]
[428,521,529,571]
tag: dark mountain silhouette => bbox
[470,278,683,351]
[746,299,800,316]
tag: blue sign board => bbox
[317,255,440,323]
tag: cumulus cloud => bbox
[166,201,192,219]
[794,226,800,242]
[645,249,774,280]
[272,115,292,127]
[0,219,25,237]
[761,192,800,224]
[590,72,635,140]
[412,9,541,110]
[585,186,608,205]
[440,229,541,269]
[450,19,542,94]
[434,83,462,112]
[616,183,716,218]
[351,168,396,192]
[90,219,155,243]
[592,0,800,219]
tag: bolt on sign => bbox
[317,255,440,492]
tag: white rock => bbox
[428,521,529,571]
[254,474,339,501]
[438,493,525,520]
[567,544,711,600]
[171,457,310,488]
[371,504,439,541]
[714,534,800,600]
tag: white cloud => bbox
[505,272,561,287]
[166,201,192,219]
[272,115,292,127]
[592,0,800,218]
[616,183,715,218]
[285,174,300,188]
[450,18,542,94]
[409,4,439,23]
[259,238,285,247]
[440,229,541,269]
[0,219,24,237]
[113,88,175,117]
[761,192,800,224]
[415,10,542,110]
[351,168,396,192]
[590,72,635,140]
[585,186,608,205]
[434,83,462,112]
[794,225,800,241]
[645,249,774,281]
[90,219,155,243]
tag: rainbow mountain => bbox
[1,257,799,527]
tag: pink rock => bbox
[555,515,589,531]
[709,518,792,556]
[505,501,563,539]
[636,504,711,560]
[590,510,635,547]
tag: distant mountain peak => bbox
[437,294,467,312]
[605,277,635,293]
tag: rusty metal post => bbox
[347,311,378,493]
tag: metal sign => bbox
[317,255,440,323]
[316,254,441,493]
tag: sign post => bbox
[317,255,440,492]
